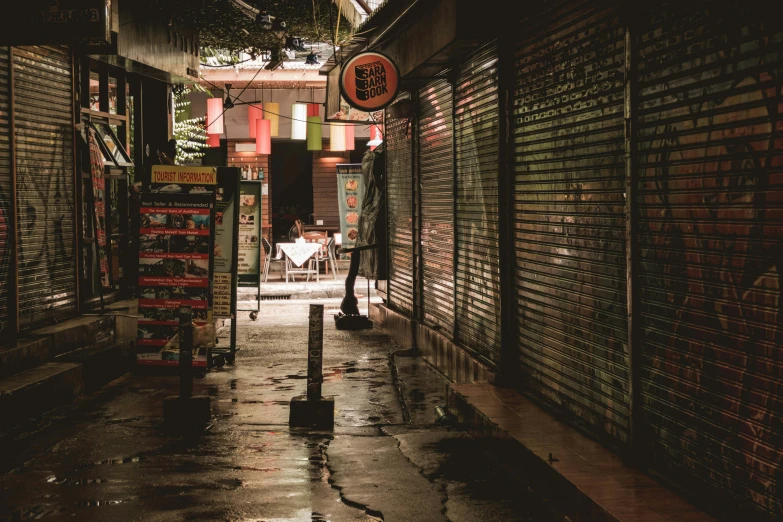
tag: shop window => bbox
[109,75,118,114]
[89,70,100,111]
[88,121,133,168]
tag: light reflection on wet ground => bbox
[0,299,565,522]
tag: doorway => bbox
[271,140,312,243]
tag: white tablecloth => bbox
[278,242,322,267]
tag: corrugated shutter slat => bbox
[636,3,783,517]
[14,46,76,329]
[386,111,414,315]
[0,47,11,333]
[512,2,630,445]
[454,44,501,368]
[418,79,454,333]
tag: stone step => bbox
[0,338,52,379]
[30,315,116,357]
[56,340,135,392]
[0,362,83,426]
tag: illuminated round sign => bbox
[339,51,400,112]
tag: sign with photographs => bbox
[339,51,400,112]
[137,186,215,367]
[336,164,365,251]
[238,181,263,284]
[213,168,240,317]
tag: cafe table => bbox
[278,241,323,282]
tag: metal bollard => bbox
[307,304,324,401]
[179,306,193,399]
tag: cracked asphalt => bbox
[0,298,566,521]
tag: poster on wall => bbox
[137,166,217,368]
[87,129,110,288]
[238,181,262,285]
[336,164,365,251]
[213,167,240,317]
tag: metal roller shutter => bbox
[386,111,414,315]
[454,44,501,368]
[636,3,783,517]
[512,1,630,445]
[0,48,10,333]
[14,46,76,328]
[418,79,454,333]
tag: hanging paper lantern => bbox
[206,98,224,135]
[307,103,320,118]
[264,102,280,137]
[206,133,220,147]
[330,122,346,152]
[291,103,307,140]
[345,123,355,151]
[248,103,263,138]
[307,116,322,151]
[256,118,271,155]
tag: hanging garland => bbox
[153,0,354,57]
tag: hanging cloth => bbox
[87,128,111,288]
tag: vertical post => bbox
[413,91,423,323]
[307,304,324,401]
[71,49,82,314]
[624,18,641,462]
[179,305,193,399]
[495,40,517,387]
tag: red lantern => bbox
[206,133,220,147]
[307,103,320,118]
[248,103,263,138]
[368,124,383,150]
[206,98,224,134]
[256,118,271,155]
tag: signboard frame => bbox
[0,0,112,46]
[338,51,400,113]
[136,166,217,369]
[237,180,264,288]
[336,163,365,252]
[212,167,241,360]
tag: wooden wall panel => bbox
[313,149,350,229]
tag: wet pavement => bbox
[0,299,566,521]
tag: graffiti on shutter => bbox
[14,46,76,328]
[419,79,454,334]
[637,2,783,517]
[512,1,630,445]
[454,43,501,368]
[386,109,414,315]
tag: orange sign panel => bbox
[339,52,400,112]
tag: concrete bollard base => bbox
[289,395,335,430]
[163,395,211,432]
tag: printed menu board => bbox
[336,164,365,251]
[137,167,216,368]
[238,181,262,284]
[213,167,240,317]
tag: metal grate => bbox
[259,294,291,301]
[511,0,630,446]
[14,46,76,329]
[386,108,414,316]
[636,2,783,517]
[454,43,501,369]
[0,48,10,334]
[418,79,455,335]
